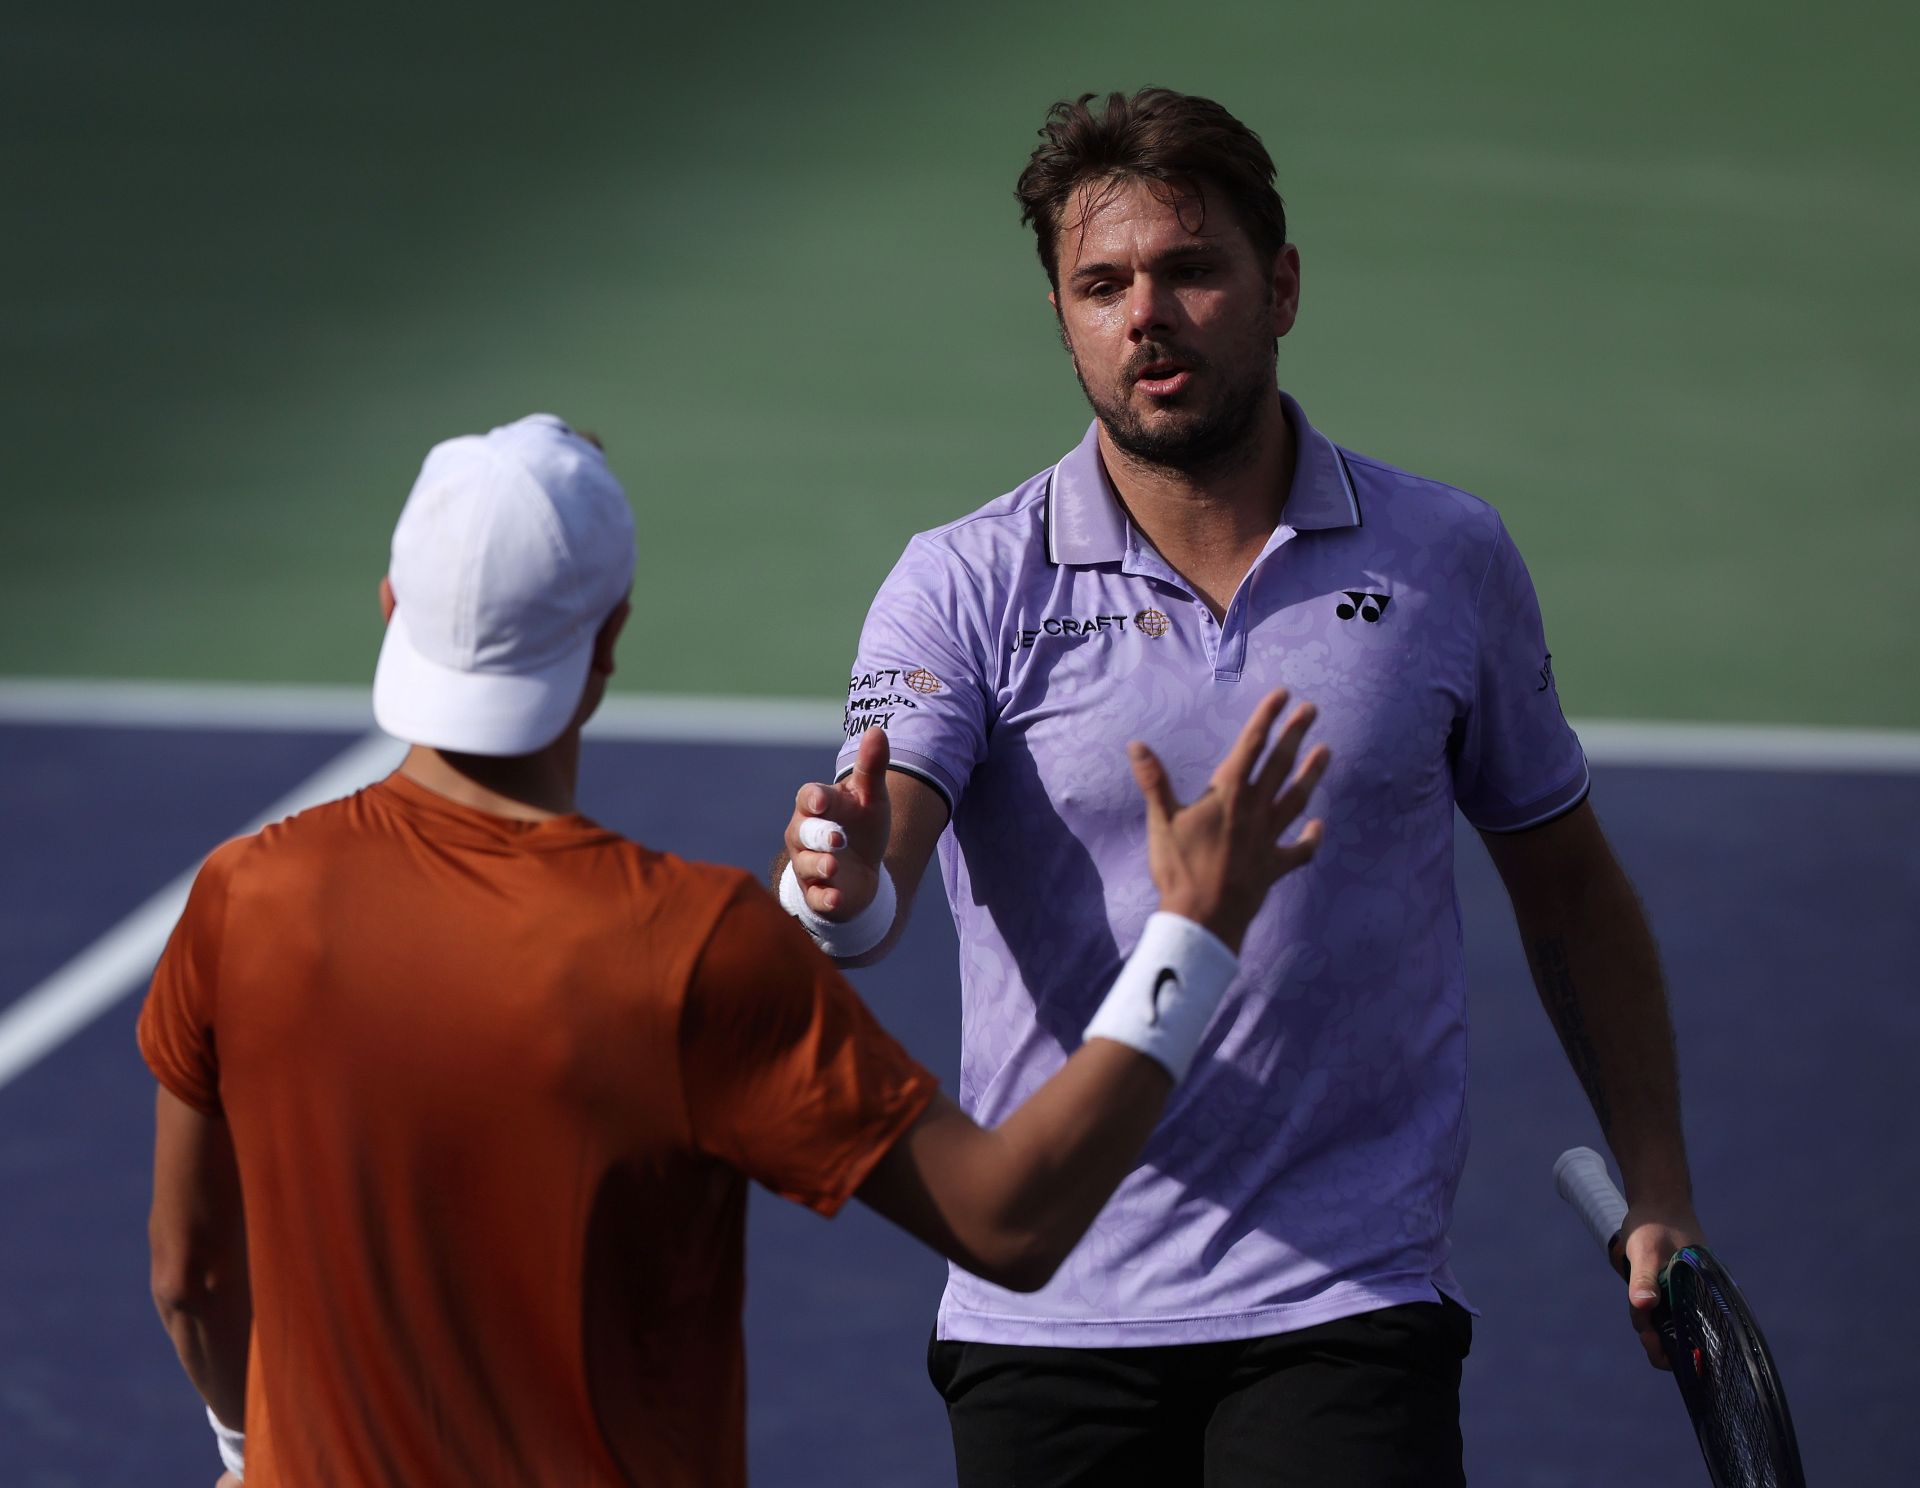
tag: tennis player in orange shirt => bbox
[140,413,1329,1487]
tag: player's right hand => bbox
[1128,688,1329,952]
[785,726,893,919]
[1616,1199,1703,1371]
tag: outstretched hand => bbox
[1130,689,1330,951]
[784,726,893,918]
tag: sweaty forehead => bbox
[1057,176,1243,272]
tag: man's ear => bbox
[378,576,396,624]
[1049,290,1071,354]
[593,599,631,677]
[1270,244,1302,339]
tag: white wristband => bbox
[207,1405,245,1478]
[1083,912,1239,1083]
[778,860,897,958]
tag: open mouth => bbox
[1132,359,1193,397]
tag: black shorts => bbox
[928,1298,1472,1488]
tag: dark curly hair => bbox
[1015,88,1287,289]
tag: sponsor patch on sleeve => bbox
[844,666,940,737]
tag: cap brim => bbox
[372,607,593,757]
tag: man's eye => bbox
[1175,265,1211,281]
[1086,282,1120,299]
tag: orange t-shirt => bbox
[137,772,936,1487]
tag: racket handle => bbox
[1554,1146,1629,1258]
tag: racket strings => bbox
[1672,1263,1799,1488]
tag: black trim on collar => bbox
[1043,472,1059,566]
[1333,448,1364,528]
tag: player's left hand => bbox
[216,1473,243,1487]
[1613,1202,1703,1370]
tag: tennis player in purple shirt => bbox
[775,88,1702,1486]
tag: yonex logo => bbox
[1135,608,1172,638]
[1536,652,1555,694]
[1150,966,1179,1026]
[1336,591,1391,623]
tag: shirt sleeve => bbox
[679,883,938,1215]
[1450,518,1591,832]
[835,534,994,812]
[136,836,250,1117]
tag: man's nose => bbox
[1127,275,1178,339]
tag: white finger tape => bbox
[797,817,848,853]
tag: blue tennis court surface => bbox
[3,720,1914,1484]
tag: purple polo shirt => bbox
[836,393,1589,1345]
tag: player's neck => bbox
[398,742,581,821]
[1097,394,1296,618]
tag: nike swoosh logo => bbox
[1150,967,1179,1027]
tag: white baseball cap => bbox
[373,413,636,756]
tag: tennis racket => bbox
[1553,1147,1806,1488]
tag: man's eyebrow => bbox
[1065,240,1232,287]
[1066,260,1124,288]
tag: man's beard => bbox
[1072,336,1277,477]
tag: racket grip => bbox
[1554,1146,1629,1257]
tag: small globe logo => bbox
[1134,608,1172,638]
[905,668,943,694]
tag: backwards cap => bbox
[373,413,635,756]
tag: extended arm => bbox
[149,1086,251,1430]
[856,1046,1173,1290]
[1481,799,1700,1365]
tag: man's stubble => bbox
[1065,308,1280,481]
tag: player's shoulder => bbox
[870,463,1057,626]
[1339,444,1504,534]
[220,782,407,881]
[630,849,756,903]
[899,462,1053,567]
[183,829,266,904]
[616,848,775,932]
[176,809,333,928]
[646,857,821,979]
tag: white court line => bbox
[1573,720,1920,773]
[0,730,406,1092]
[3,676,1919,771]
[1,682,1916,1090]
[0,677,841,745]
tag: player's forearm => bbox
[975,1040,1174,1285]
[153,1262,251,1427]
[972,905,1266,1282]
[1518,867,1691,1203]
[892,1043,1172,1291]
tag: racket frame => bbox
[1660,1244,1807,1488]
[1553,1147,1807,1488]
